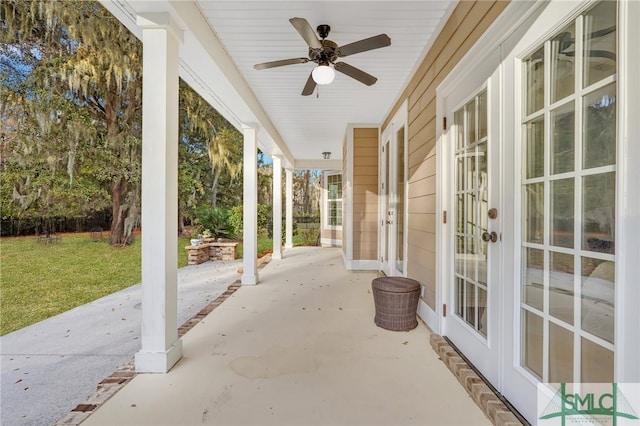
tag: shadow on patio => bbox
[81,247,489,425]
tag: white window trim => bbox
[323,171,343,231]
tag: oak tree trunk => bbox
[105,86,136,246]
[109,176,130,245]
[211,168,221,208]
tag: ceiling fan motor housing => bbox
[309,39,338,64]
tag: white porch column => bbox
[272,156,283,259]
[242,124,259,285]
[285,168,294,249]
[135,13,182,373]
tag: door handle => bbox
[386,220,392,224]
[482,231,498,243]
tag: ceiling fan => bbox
[254,17,391,96]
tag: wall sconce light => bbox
[322,152,331,160]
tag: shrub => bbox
[194,207,233,239]
[228,204,295,242]
[228,204,271,237]
[228,205,243,237]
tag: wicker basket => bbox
[372,277,420,331]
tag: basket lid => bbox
[372,277,420,293]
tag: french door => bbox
[501,2,619,421]
[438,1,629,423]
[380,104,407,277]
[444,47,502,386]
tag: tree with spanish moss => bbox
[1,0,142,245]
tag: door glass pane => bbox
[395,126,405,273]
[478,287,488,337]
[581,257,614,343]
[466,281,477,328]
[455,109,465,150]
[465,236,475,281]
[453,90,489,338]
[522,310,543,379]
[523,248,544,311]
[583,83,616,169]
[551,102,575,174]
[455,236,464,276]
[469,192,477,238]
[549,322,573,383]
[478,247,487,286]
[465,148,475,190]
[549,251,574,324]
[551,178,574,248]
[583,1,617,87]
[455,277,464,317]
[524,183,544,244]
[581,338,614,383]
[525,117,544,179]
[551,23,576,102]
[478,90,488,140]
[582,172,615,254]
[466,99,476,143]
[456,156,465,191]
[525,46,544,115]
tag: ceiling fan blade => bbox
[334,62,377,86]
[301,71,317,96]
[337,34,391,57]
[289,17,322,49]
[254,57,309,70]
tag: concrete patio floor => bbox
[82,247,490,426]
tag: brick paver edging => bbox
[55,282,242,426]
[430,334,529,426]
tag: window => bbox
[325,173,342,228]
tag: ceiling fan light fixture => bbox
[312,64,335,85]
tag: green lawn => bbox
[0,232,192,335]
[0,228,319,335]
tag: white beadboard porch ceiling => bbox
[100,1,457,165]
[198,1,455,162]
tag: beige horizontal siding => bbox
[353,245,378,259]
[381,1,509,309]
[352,127,379,261]
[321,228,342,241]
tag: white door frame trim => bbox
[379,101,408,277]
[616,0,640,383]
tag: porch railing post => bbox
[242,124,259,285]
[272,155,282,259]
[135,12,183,373]
[285,168,294,249]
